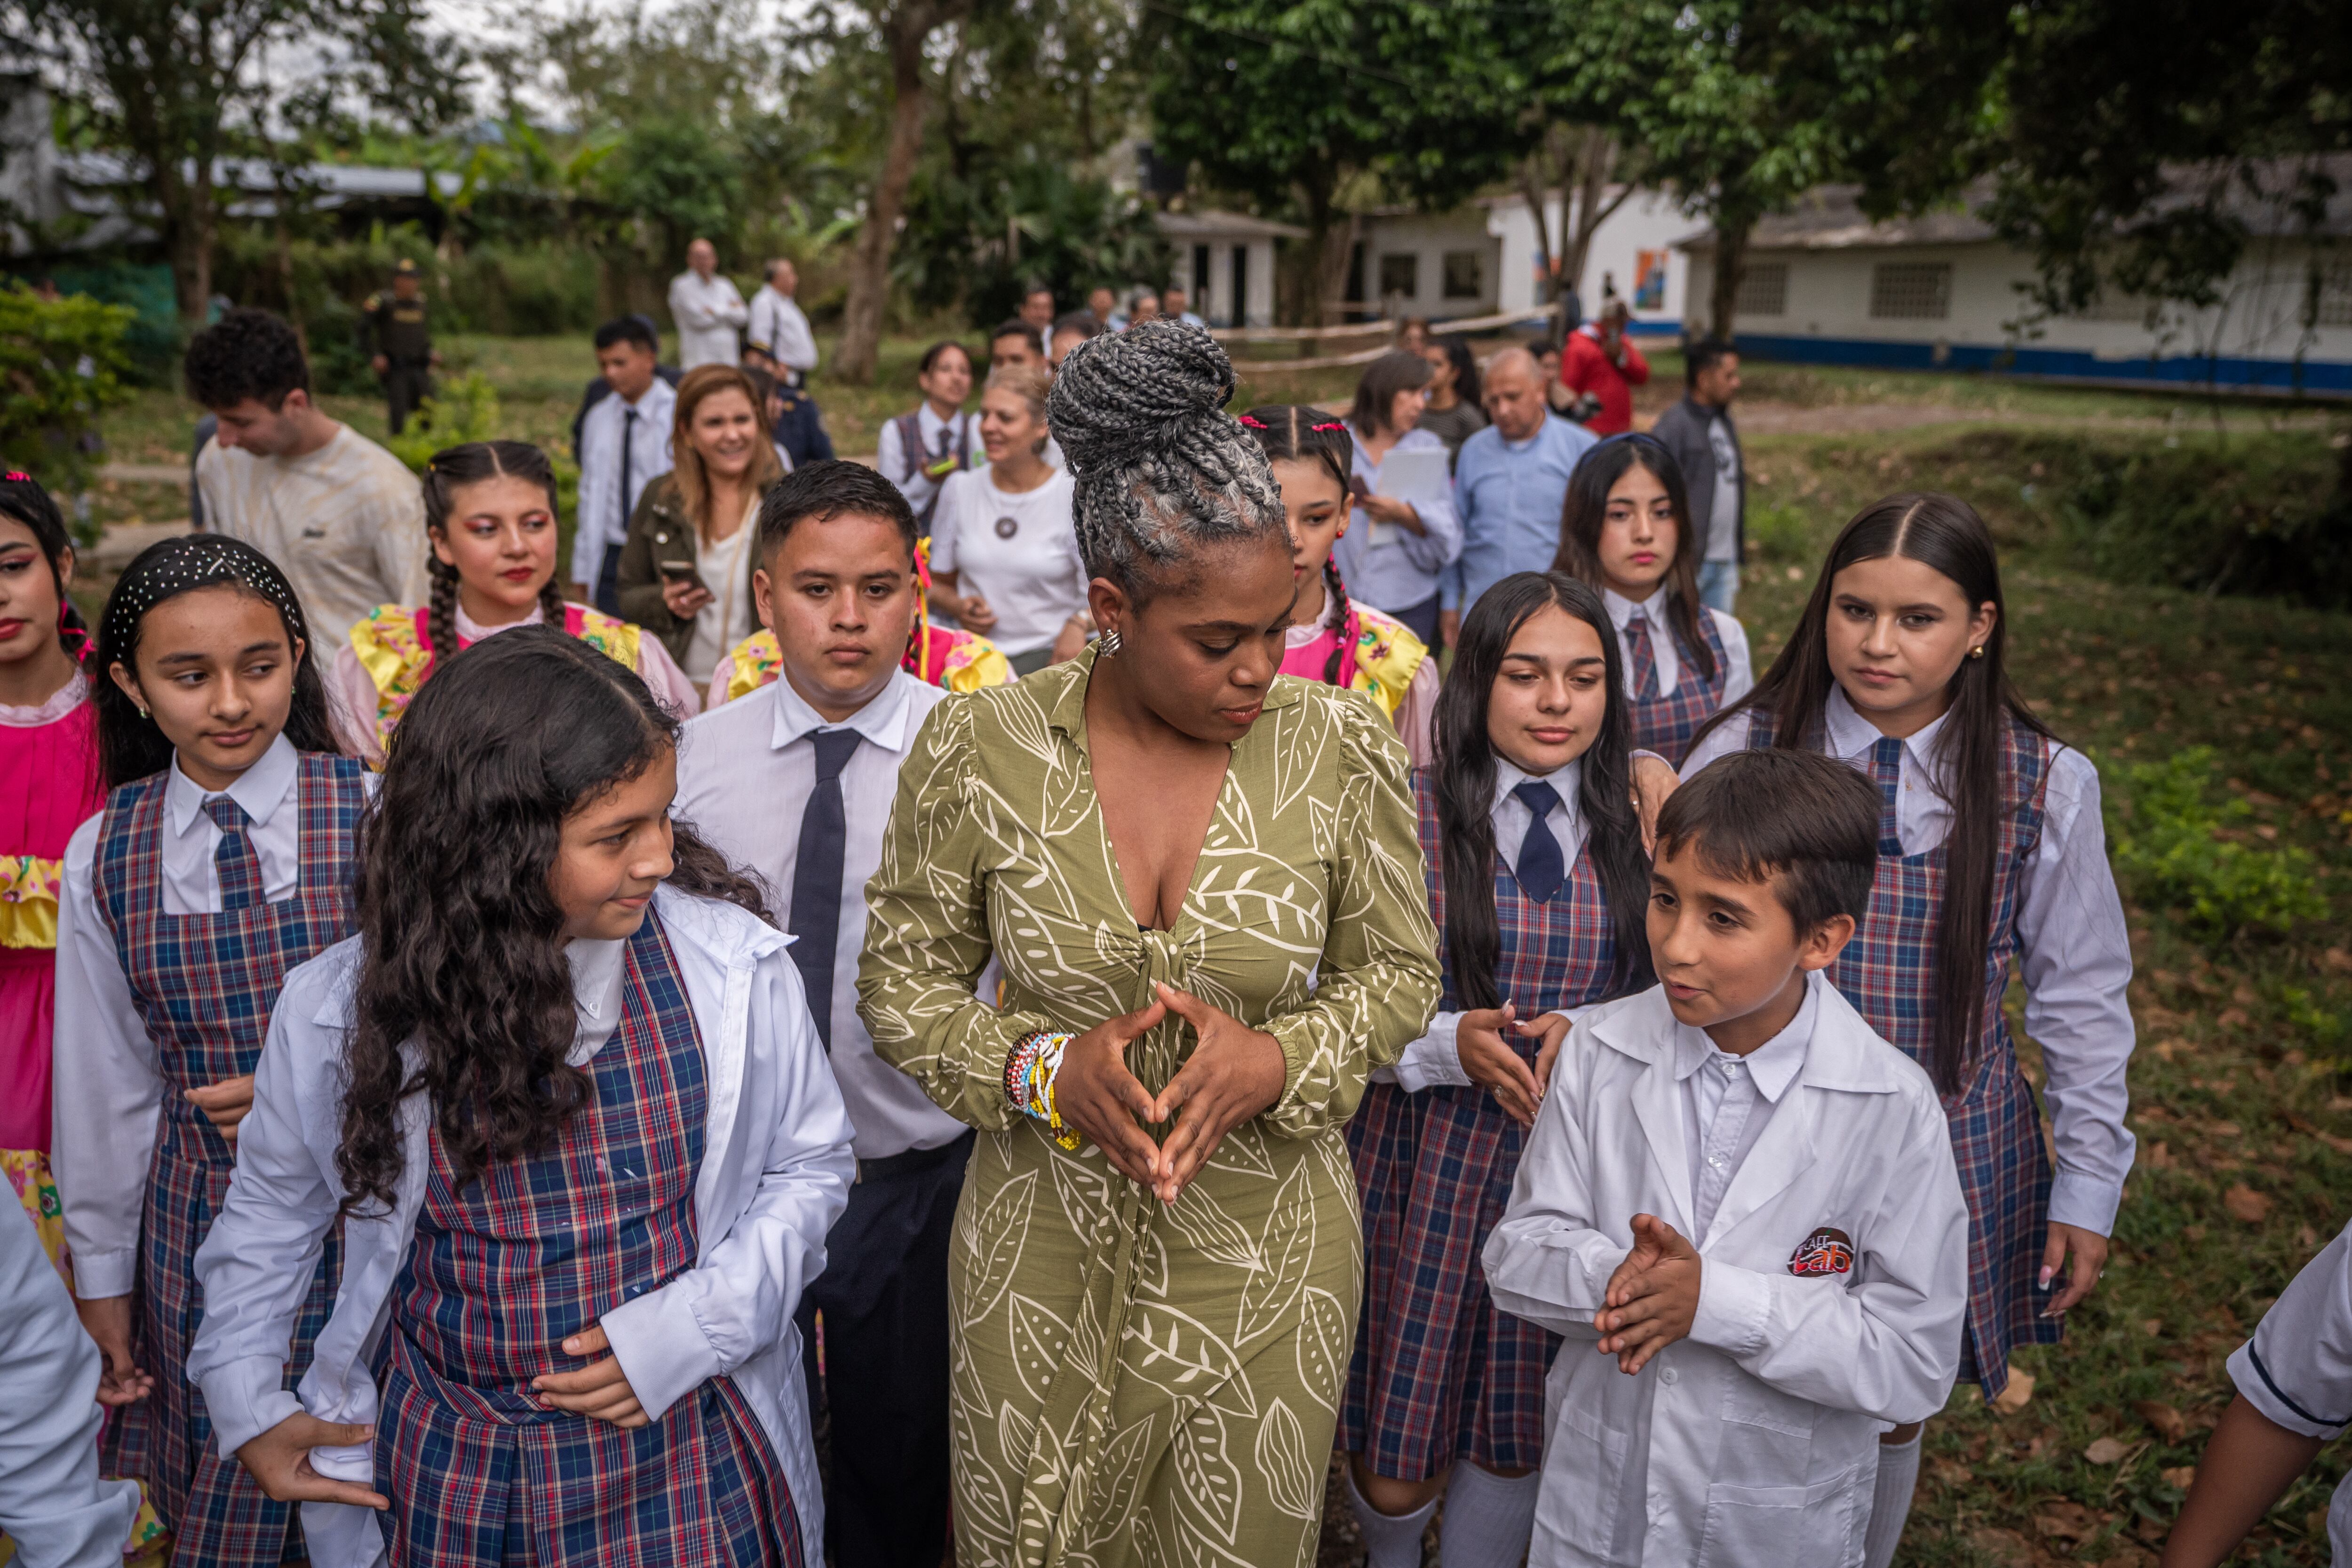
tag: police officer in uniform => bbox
[361,258,439,433]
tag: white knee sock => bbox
[1345,1464,1438,1568]
[1862,1431,1923,1568]
[1438,1462,1542,1568]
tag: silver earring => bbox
[1100,627,1123,657]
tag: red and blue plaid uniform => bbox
[1749,710,2055,1395]
[375,911,802,1568]
[1341,770,1627,1480]
[1623,603,1729,767]
[93,752,364,1564]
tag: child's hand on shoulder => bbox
[1596,1213,1701,1375]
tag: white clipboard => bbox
[1367,447,1450,546]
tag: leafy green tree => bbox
[0,284,135,521]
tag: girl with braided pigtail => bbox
[1241,404,1438,765]
[332,440,700,765]
[856,319,1441,1567]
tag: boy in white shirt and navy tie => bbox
[674,461,971,1568]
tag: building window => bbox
[1734,261,1788,317]
[1442,250,1484,300]
[1869,263,1952,320]
[1379,253,1419,300]
[2318,263,2352,329]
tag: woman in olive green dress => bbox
[857,320,1441,1568]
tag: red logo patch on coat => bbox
[1789,1226,1855,1277]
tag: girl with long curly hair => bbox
[51,533,365,1567]
[188,626,853,1568]
[333,439,699,765]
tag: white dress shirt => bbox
[1678,972,1820,1241]
[2228,1217,2352,1563]
[0,1198,142,1568]
[875,405,975,522]
[1484,983,1968,1568]
[667,270,749,369]
[1680,685,2136,1234]
[1376,757,1602,1092]
[1600,584,1754,705]
[746,286,819,375]
[569,378,678,589]
[675,671,971,1162]
[51,736,379,1299]
[186,887,854,1568]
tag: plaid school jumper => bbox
[1340,769,1625,1479]
[1748,711,2056,1394]
[1624,605,1729,767]
[93,752,363,1564]
[374,911,803,1568]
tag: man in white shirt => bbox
[675,461,971,1568]
[668,237,749,370]
[746,258,820,386]
[1017,281,1055,335]
[566,318,678,613]
[185,309,427,645]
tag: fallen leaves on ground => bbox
[2225,1186,2273,1223]
[2085,1435,2133,1464]
[1993,1364,2038,1414]
[2137,1401,2189,1443]
[2163,1465,2199,1488]
[2037,1499,2106,1540]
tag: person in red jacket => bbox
[1557,300,1649,435]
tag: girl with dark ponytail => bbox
[1240,404,1438,764]
[1341,571,1652,1568]
[333,439,700,764]
[1676,492,2136,1562]
[51,532,365,1567]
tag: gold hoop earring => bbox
[1100,627,1123,657]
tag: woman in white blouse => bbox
[927,365,1088,677]
[1330,350,1462,647]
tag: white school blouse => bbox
[1599,584,1754,704]
[1375,757,1605,1092]
[928,466,1087,657]
[50,735,381,1299]
[1679,685,2136,1235]
[186,885,855,1568]
[1484,982,1968,1568]
[2227,1217,2352,1564]
[875,405,975,522]
[674,669,972,1162]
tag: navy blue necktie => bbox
[618,406,637,543]
[205,797,262,912]
[788,728,863,1050]
[1511,780,1566,903]
[1868,735,1905,858]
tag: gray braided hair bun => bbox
[1047,319,1285,599]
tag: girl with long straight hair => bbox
[51,533,363,1566]
[1676,492,2136,1568]
[1241,404,1438,763]
[188,626,855,1568]
[336,439,697,764]
[1553,432,1751,764]
[1341,571,1654,1568]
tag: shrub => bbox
[2107,747,2329,938]
[1745,502,1814,564]
[383,371,502,473]
[0,284,136,525]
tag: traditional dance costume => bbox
[1343,760,1628,1483]
[334,599,700,764]
[1600,585,1752,767]
[1279,590,1438,767]
[1683,688,2136,1394]
[188,885,855,1568]
[53,738,368,1564]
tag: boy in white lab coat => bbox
[1485,747,1970,1568]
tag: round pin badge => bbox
[994,516,1018,539]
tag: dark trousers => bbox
[382,365,433,434]
[1390,592,1442,648]
[593,545,621,616]
[795,1131,970,1568]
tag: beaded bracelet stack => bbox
[1004,1029,1082,1150]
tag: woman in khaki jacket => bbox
[615,364,785,684]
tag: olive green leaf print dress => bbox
[857,649,1440,1568]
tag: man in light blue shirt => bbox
[1443,347,1598,640]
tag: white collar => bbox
[918,404,963,437]
[767,666,922,756]
[564,935,631,1065]
[1600,583,1672,629]
[1494,754,1583,831]
[167,731,301,838]
[1823,683,1951,771]
[611,379,670,416]
[1672,969,1821,1103]
[452,599,547,645]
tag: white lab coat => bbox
[186,885,855,1568]
[1484,982,1968,1568]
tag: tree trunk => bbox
[160,165,217,326]
[1709,219,1751,341]
[1561,128,1625,302]
[1317,210,1358,326]
[835,0,968,384]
